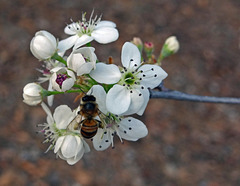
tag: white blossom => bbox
[90,42,168,115]
[38,103,90,165]
[23,83,43,106]
[58,12,119,51]
[30,30,57,60]
[67,47,97,76]
[50,67,76,92]
[88,85,148,151]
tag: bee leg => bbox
[96,120,103,129]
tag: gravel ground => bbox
[1,0,240,185]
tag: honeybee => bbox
[72,94,103,139]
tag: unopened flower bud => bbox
[30,30,57,60]
[165,36,179,53]
[23,83,43,106]
[144,42,154,59]
[159,36,179,62]
[131,37,143,53]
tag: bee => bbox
[72,94,103,139]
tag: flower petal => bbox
[47,81,54,107]
[61,78,75,92]
[136,86,150,115]
[64,22,79,35]
[67,53,85,72]
[90,63,121,84]
[77,62,94,76]
[54,136,65,153]
[121,88,145,116]
[92,27,119,44]
[53,105,74,129]
[121,42,141,69]
[41,102,53,123]
[138,64,168,89]
[61,135,80,158]
[58,35,78,52]
[73,35,94,50]
[92,128,111,151]
[118,117,148,141]
[106,85,131,115]
[88,85,107,114]
[95,20,116,29]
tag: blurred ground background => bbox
[1,0,240,185]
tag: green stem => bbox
[51,53,67,66]
[46,89,83,96]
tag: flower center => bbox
[68,12,101,37]
[119,68,141,89]
[56,74,67,87]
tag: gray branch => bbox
[149,83,240,104]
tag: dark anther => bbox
[154,74,157,77]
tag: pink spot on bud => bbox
[144,42,154,49]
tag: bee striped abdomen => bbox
[80,119,99,139]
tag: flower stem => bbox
[51,53,67,66]
[46,89,83,96]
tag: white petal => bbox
[61,78,75,92]
[77,62,94,76]
[121,88,145,116]
[64,22,79,35]
[41,102,53,122]
[92,27,119,44]
[61,135,81,158]
[106,85,131,115]
[54,136,65,153]
[67,53,85,72]
[92,128,111,151]
[136,86,150,115]
[58,35,78,52]
[40,30,57,48]
[66,69,76,80]
[73,35,94,50]
[90,63,121,84]
[121,42,141,69]
[50,73,61,92]
[138,64,168,89]
[95,20,116,29]
[75,47,97,66]
[88,85,107,114]
[47,81,54,107]
[53,105,74,129]
[118,117,148,141]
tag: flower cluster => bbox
[23,11,179,165]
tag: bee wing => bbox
[68,114,83,130]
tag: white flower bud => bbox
[23,83,43,106]
[165,36,179,53]
[30,30,57,60]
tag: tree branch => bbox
[149,83,240,104]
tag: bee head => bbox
[82,95,96,102]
